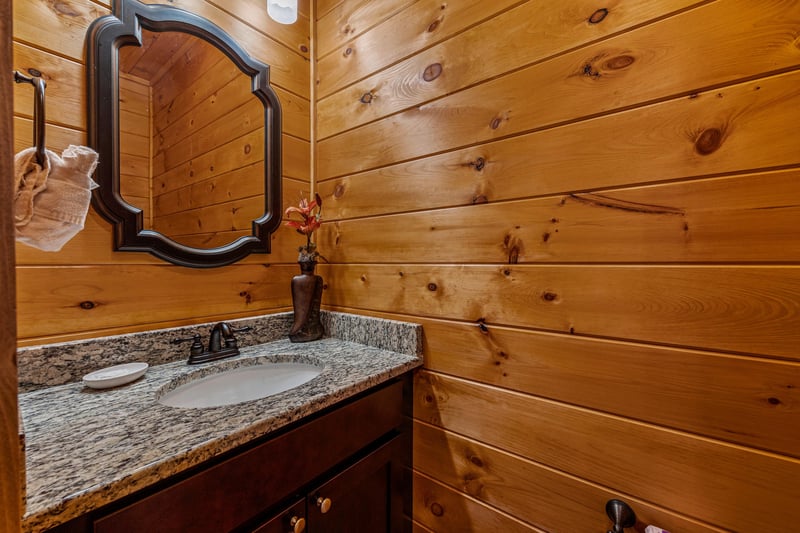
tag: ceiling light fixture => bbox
[267,0,297,24]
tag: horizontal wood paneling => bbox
[316,0,800,530]
[321,264,800,359]
[15,264,295,340]
[319,169,800,264]
[417,316,800,458]
[12,0,108,61]
[415,370,800,533]
[316,0,523,98]
[12,42,85,128]
[13,0,311,344]
[318,0,800,179]
[316,0,410,59]
[316,0,706,139]
[413,470,541,533]
[414,422,721,532]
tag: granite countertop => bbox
[17,312,422,532]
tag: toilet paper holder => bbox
[606,499,637,533]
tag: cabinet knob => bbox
[316,496,332,514]
[289,516,306,533]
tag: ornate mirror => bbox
[87,0,282,268]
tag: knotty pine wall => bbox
[314,1,800,531]
[12,0,312,346]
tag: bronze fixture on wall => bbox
[85,0,283,268]
[606,499,637,532]
[13,70,46,165]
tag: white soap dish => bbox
[83,362,149,389]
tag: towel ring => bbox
[13,70,47,166]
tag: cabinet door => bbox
[251,500,306,533]
[307,436,405,533]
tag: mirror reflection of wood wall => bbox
[118,29,266,249]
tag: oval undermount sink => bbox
[158,362,323,408]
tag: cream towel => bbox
[13,147,48,227]
[14,145,99,252]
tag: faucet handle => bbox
[172,334,204,356]
[223,326,252,349]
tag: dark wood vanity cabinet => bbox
[252,435,404,533]
[51,377,411,533]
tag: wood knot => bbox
[469,455,484,467]
[359,91,374,104]
[582,63,601,78]
[333,184,345,198]
[470,156,486,171]
[542,291,558,302]
[430,502,445,517]
[243,143,251,154]
[695,127,724,155]
[427,18,441,32]
[490,117,503,130]
[27,68,43,77]
[427,282,438,291]
[54,2,81,16]
[603,54,635,70]
[472,194,488,204]
[768,397,782,406]
[423,62,443,82]
[588,8,609,24]
[343,47,353,57]
[299,44,309,53]
[79,301,96,310]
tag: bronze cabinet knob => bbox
[316,496,332,514]
[289,515,306,533]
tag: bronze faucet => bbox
[173,322,252,364]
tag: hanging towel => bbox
[13,146,49,227]
[14,145,99,252]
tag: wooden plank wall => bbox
[12,0,312,346]
[314,1,800,531]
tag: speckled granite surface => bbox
[17,312,422,532]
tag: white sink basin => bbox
[158,362,323,408]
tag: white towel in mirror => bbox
[14,145,99,252]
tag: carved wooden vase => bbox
[289,247,324,342]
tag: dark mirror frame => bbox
[86,0,282,268]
